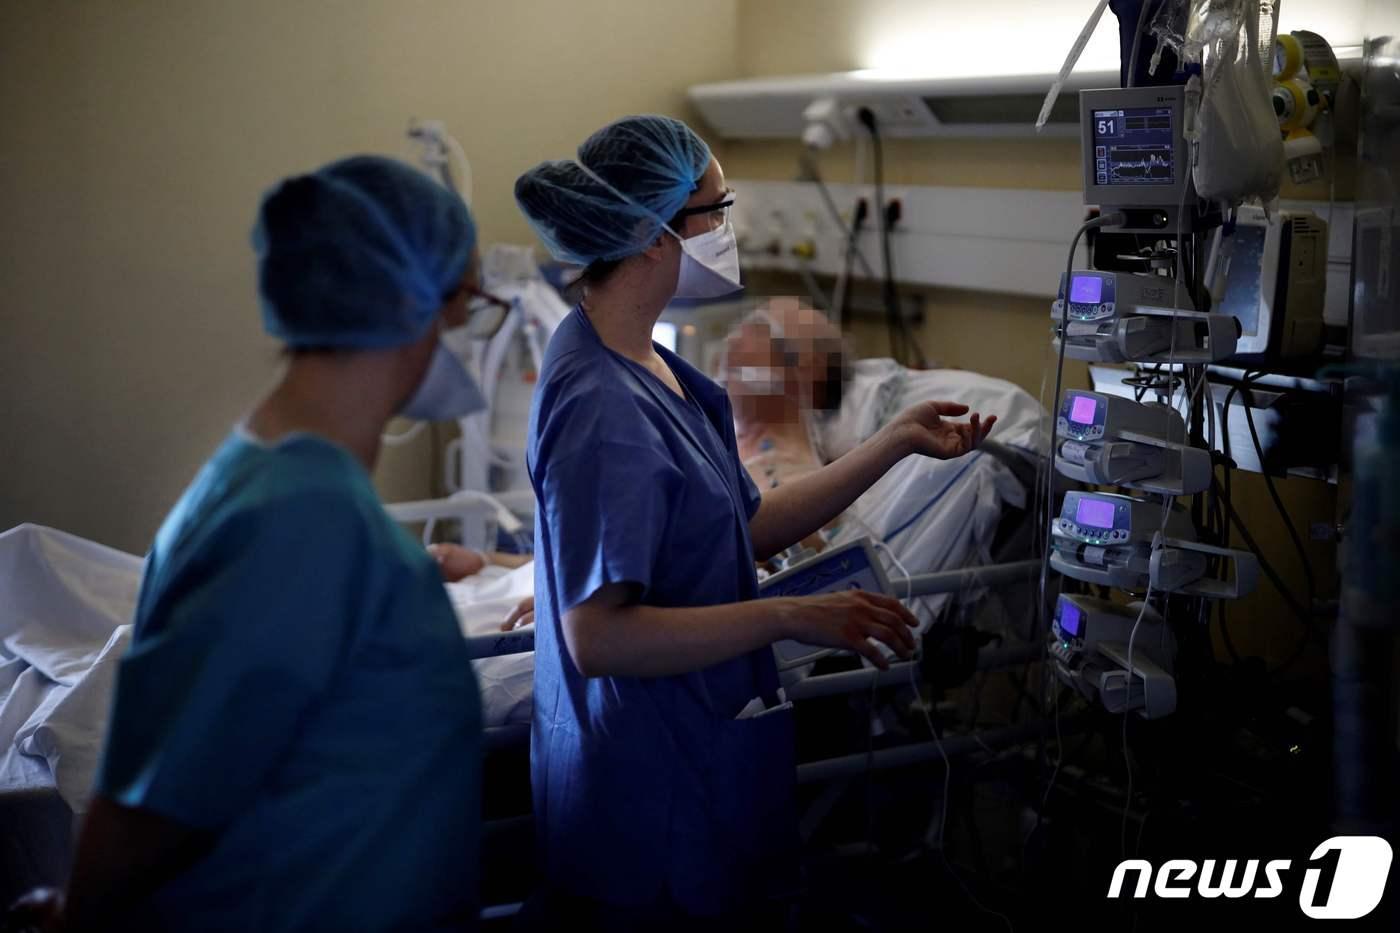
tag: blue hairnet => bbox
[253,155,476,349]
[514,115,712,266]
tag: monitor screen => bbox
[1075,497,1116,529]
[1069,394,1098,425]
[1217,225,1267,338]
[1059,601,1083,638]
[1092,106,1175,186]
[1069,275,1103,304]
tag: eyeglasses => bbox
[673,189,735,228]
[461,286,513,340]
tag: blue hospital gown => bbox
[97,430,481,931]
[527,308,798,916]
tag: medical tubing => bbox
[874,527,1010,933]
[861,110,899,361]
[1033,672,1066,841]
[802,150,879,281]
[831,195,871,328]
[832,212,856,327]
[1126,0,1155,88]
[1218,369,1254,623]
[1028,340,1059,641]
[1218,379,1319,674]
[869,123,904,363]
[1240,382,1318,605]
[1037,0,1112,130]
[908,661,1016,933]
[1119,587,1154,860]
[1210,474,1312,626]
[1118,184,1192,846]
[833,136,874,327]
[841,200,871,329]
[1219,376,1317,620]
[1032,212,1125,831]
[859,108,926,369]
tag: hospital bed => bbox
[0,523,1047,917]
[0,363,1053,912]
[443,360,1054,740]
[447,535,1049,918]
[0,524,140,905]
[400,427,1048,738]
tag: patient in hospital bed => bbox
[0,304,1046,810]
[724,299,1047,574]
[440,300,1046,729]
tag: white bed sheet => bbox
[817,358,1046,462]
[445,563,536,729]
[0,363,1044,802]
[0,524,141,815]
[0,525,536,821]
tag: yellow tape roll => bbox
[1273,33,1303,80]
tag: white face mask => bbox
[673,220,742,300]
[729,365,786,396]
[400,341,487,421]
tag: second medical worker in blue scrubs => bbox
[515,115,997,928]
[47,157,494,931]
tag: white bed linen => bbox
[0,524,535,820]
[816,358,1046,462]
[445,563,536,729]
[0,365,1045,799]
[0,524,141,815]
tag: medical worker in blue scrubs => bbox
[514,115,996,928]
[43,157,491,931]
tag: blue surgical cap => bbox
[514,114,712,266]
[253,155,476,349]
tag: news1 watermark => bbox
[1107,836,1393,919]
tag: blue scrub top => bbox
[527,308,798,915]
[97,430,481,932]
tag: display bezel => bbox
[1081,86,1192,210]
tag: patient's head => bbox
[722,299,850,428]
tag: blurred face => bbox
[722,301,849,425]
[784,313,847,412]
[724,320,796,425]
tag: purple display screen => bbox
[1075,497,1116,529]
[1069,395,1098,425]
[1059,602,1083,638]
[1069,275,1103,304]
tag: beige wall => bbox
[0,0,739,554]
[722,0,1341,668]
[0,0,1342,668]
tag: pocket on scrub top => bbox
[707,706,800,888]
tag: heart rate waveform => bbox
[1105,144,1174,184]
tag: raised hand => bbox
[886,401,997,460]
